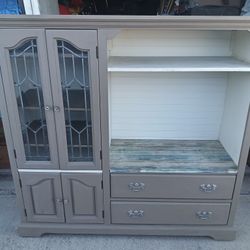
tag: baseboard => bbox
[17,222,236,241]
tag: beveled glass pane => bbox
[9,39,50,161]
[57,40,93,162]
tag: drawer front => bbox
[111,201,230,225]
[111,174,235,199]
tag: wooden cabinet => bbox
[0,17,250,240]
[20,172,104,224]
[0,28,104,226]
[0,29,101,170]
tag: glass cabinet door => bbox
[0,30,59,169]
[46,30,101,170]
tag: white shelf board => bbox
[108,56,250,72]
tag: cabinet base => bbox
[17,223,236,241]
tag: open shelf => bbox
[110,139,237,174]
[108,56,250,72]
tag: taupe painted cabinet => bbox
[20,172,103,224]
[0,16,250,241]
[0,28,104,228]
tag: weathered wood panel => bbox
[110,139,237,174]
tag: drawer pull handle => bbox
[196,211,213,220]
[128,209,144,218]
[128,182,145,192]
[199,184,217,192]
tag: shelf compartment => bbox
[108,56,250,72]
[110,139,237,174]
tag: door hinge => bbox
[13,149,17,159]
[101,180,103,189]
[24,209,27,217]
[102,210,104,218]
[100,150,102,160]
[96,46,99,59]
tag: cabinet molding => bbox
[0,16,250,30]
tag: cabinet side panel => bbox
[219,73,250,165]
[232,31,250,63]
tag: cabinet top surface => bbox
[0,15,250,30]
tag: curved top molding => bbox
[0,15,250,30]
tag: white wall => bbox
[108,30,232,57]
[232,31,250,63]
[110,72,227,140]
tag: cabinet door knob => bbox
[54,106,61,112]
[128,182,145,192]
[199,184,217,192]
[128,209,144,218]
[56,198,63,203]
[63,199,69,204]
[44,105,52,111]
[196,211,213,220]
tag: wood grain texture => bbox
[110,139,237,174]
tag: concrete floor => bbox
[1,172,250,250]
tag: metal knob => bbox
[56,198,63,203]
[128,209,144,218]
[44,105,52,111]
[199,184,217,193]
[54,106,61,112]
[63,199,69,204]
[128,182,145,192]
[196,211,212,220]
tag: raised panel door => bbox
[61,173,104,223]
[19,172,65,222]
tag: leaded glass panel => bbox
[57,40,93,162]
[9,39,50,161]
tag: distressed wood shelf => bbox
[110,139,237,174]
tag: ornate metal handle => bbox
[44,105,52,111]
[128,209,144,218]
[196,211,213,220]
[128,182,145,192]
[199,184,217,193]
[54,106,61,112]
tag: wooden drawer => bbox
[111,201,230,225]
[111,174,235,199]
